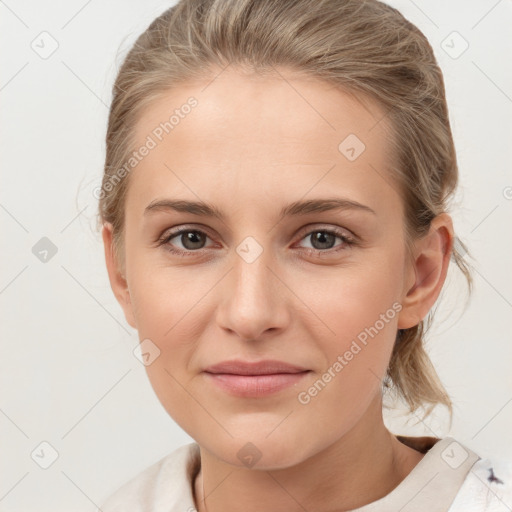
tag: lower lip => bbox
[204,371,310,397]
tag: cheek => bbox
[291,268,401,438]
[128,258,210,340]
[298,253,404,343]
[127,263,216,416]
[128,268,206,432]
[291,256,403,395]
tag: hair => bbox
[97,0,473,425]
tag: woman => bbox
[97,0,512,510]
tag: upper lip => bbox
[203,359,310,375]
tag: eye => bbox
[295,227,356,254]
[157,225,357,257]
[157,227,214,255]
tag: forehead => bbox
[133,67,392,150]
[127,67,399,216]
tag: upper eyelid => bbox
[295,223,354,239]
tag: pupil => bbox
[182,231,204,250]
[312,231,335,250]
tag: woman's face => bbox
[104,67,441,469]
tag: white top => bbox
[98,436,512,511]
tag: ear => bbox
[102,222,137,329]
[397,213,454,330]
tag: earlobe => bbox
[397,214,454,330]
[101,222,137,329]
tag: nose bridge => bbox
[232,238,278,311]
[216,235,288,339]
[234,244,273,303]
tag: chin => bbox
[203,432,315,471]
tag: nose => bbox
[215,245,290,341]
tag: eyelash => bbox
[156,225,357,258]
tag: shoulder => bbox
[449,453,512,512]
[97,442,199,512]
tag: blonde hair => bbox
[97,0,473,424]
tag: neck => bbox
[193,395,425,512]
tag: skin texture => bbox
[102,66,454,512]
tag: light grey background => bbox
[1,1,511,511]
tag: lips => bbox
[202,359,311,397]
[203,359,309,376]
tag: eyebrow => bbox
[143,197,376,220]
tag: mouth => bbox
[203,359,311,397]
[203,359,309,375]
